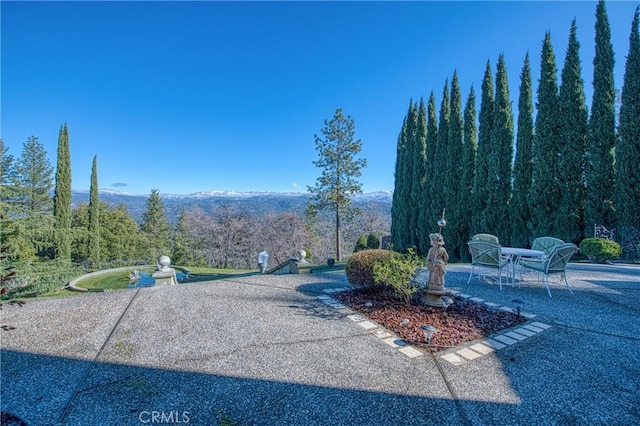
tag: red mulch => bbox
[332,287,526,352]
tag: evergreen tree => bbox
[391,113,410,252]
[615,7,640,230]
[405,100,423,250]
[586,0,616,229]
[13,136,53,216]
[419,92,439,255]
[366,233,380,249]
[141,189,172,259]
[557,20,588,244]
[530,32,561,238]
[511,53,535,248]
[53,123,72,263]
[433,80,450,222]
[472,61,494,234]
[410,98,427,252]
[445,71,464,260]
[308,108,367,261]
[0,139,17,218]
[485,54,514,244]
[460,86,478,261]
[171,208,205,267]
[72,202,146,262]
[88,155,100,266]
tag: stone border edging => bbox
[317,287,551,366]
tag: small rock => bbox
[364,302,373,307]
[400,318,410,326]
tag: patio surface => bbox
[1,263,638,425]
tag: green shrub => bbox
[366,233,380,249]
[372,249,423,303]
[579,238,622,263]
[353,235,368,253]
[346,249,399,288]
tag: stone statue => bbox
[426,233,448,291]
[419,210,456,308]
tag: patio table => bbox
[501,247,545,285]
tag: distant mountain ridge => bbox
[71,189,393,223]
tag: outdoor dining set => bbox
[466,234,579,297]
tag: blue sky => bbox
[2,1,638,195]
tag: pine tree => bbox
[88,155,100,266]
[13,136,54,216]
[53,123,72,263]
[586,0,616,229]
[485,54,514,244]
[141,189,172,259]
[419,92,439,255]
[0,139,17,218]
[510,53,535,248]
[460,86,478,261]
[472,61,494,234]
[557,20,588,244]
[615,7,640,231]
[445,71,464,260]
[530,32,561,238]
[308,108,367,261]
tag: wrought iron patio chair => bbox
[471,233,500,244]
[520,243,578,297]
[531,236,565,256]
[466,240,509,290]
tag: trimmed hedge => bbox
[345,249,400,288]
[579,238,621,263]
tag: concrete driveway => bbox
[1,263,638,425]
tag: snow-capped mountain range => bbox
[71,189,393,223]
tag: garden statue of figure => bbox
[426,233,448,291]
[420,231,455,308]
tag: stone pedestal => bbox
[152,255,178,286]
[422,289,455,308]
[152,269,178,286]
[291,260,311,274]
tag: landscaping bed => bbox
[333,287,527,352]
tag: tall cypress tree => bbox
[445,71,464,259]
[433,80,450,225]
[411,98,427,253]
[53,123,72,263]
[391,110,410,252]
[485,54,514,244]
[419,92,439,255]
[405,100,422,250]
[88,155,100,266]
[511,53,535,248]
[530,32,561,238]
[460,86,478,261]
[616,7,640,231]
[586,0,616,229]
[472,61,494,234]
[557,20,588,244]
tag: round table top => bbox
[501,247,545,257]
